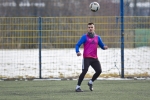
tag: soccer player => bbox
[75,22,108,92]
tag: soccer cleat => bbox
[75,88,83,92]
[88,82,93,91]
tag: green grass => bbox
[0,80,150,100]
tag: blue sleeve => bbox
[98,36,105,50]
[75,34,86,53]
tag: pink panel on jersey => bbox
[83,35,98,59]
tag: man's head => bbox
[87,23,95,33]
[87,23,95,38]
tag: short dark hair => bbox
[88,23,94,25]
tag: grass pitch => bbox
[0,80,150,100]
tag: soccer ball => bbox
[89,2,100,12]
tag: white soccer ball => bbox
[89,2,100,12]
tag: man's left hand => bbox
[104,46,108,50]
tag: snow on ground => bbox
[0,47,150,78]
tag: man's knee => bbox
[96,69,102,74]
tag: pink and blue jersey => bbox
[75,34,105,59]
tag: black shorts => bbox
[82,58,102,72]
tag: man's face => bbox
[87,24,95,33]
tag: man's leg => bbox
[91,59,102,81]
[77,58,90,85]
[76,58,90,92]
[88,59,102,91]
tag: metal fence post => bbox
[38,17,42,79]
[120,0,124,78]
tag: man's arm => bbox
[98,36,108,50]
[75,34,86,55]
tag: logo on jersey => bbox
[91,40,95,44]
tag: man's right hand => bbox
[77,52,81,56]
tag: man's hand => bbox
[77,52,81,56]
[104,46,108,50]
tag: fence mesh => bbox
[0,16,150,79]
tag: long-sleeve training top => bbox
[75,34,106,59]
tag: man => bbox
[75,22,108,92]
